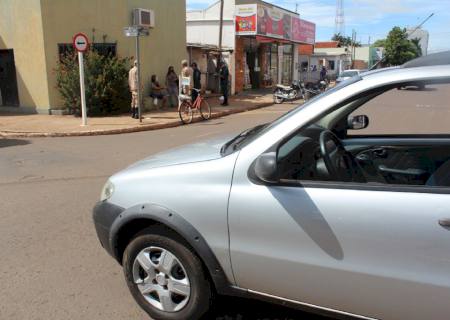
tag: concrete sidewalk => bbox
[0,93,289,138]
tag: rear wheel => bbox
[199,99,211,120]
[123,229,213,320]
[178,101,193,124]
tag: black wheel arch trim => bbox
[108,203,232,294]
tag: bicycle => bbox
[178,88,211,124]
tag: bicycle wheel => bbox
[179,101,193,124]
[199,99,211,120]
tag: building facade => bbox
[0,0,186,113]
[186,0,315,94]
[312,42,384,80]
[406,27,429,56]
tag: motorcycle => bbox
[273,81,306,104]
[304,80,328,100]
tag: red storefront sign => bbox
[292,18,316,44]
[235,4,257,35]
[257,4,292,40]
[236,3,316,44]
[236,15,256,34]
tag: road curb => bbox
[0,102,273,138]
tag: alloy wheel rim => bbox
[132,246,191,312]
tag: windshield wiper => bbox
[221,124,267,156]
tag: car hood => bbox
[127,135,234,170]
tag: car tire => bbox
[123,227,213,320]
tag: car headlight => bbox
[100,180,115,201]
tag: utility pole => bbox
[218,0,224,52]
[295,3,298,13]
[351,29,356,67]
[217,0,224,92]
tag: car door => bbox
[228,155,450,320]
[228,81,450,320]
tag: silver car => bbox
[93,52,450,320]
[336,69,361,84]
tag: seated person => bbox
[150,75,167,109]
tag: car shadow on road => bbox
[204,296,330,320]
[0,138,30,148]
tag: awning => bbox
[255,35,291,44]
[186,43,234,53]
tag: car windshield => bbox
[222,75,363,156]
[340,71,359,77]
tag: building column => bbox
[293,44,299,82]
[234,37,245,93]
[278,45,283,85]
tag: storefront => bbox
[234,2,315,92]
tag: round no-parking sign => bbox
[73,33,89,52]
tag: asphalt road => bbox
[0,103,329,320]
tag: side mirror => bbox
[348,115,369,130]
[254,152,279,183]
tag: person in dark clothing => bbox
[320,66,327,82]
[219,61,229,106]
[191,62,201,102]
[150,74,167,109]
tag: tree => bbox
[410,38,423,57]
[372,39,386,48]
[377,27,421,65]
[56,51,131,116]
[332,33,361,48]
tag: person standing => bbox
[320,65,327,82]
[181,60,192,97]
[165,66,178,108]
[219,61,229,106]
[128,60,139,119]
[191,62,201,102]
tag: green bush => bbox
[56,51,131,116]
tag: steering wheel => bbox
[319,130,365,182]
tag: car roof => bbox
[362,51,450,79]
[402,50,450,68]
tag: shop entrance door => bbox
[246,52,260,89]
[0,50,19,106]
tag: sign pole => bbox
[135,33,142,123]
[73,33,89,126]
[78,51,87,126]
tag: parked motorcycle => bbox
[273,81,306,104]
[304,80,328,100]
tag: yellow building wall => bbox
[40,0,187,109]
[0,0,51,112]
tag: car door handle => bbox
[439,219,450,228]
[372,148,388,158]
[378,165,427,177]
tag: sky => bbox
[186,0,450,53]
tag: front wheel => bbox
[199,99,211,120]
[178,101,193,124]
[123,229,213,320]
[273,90,284,104]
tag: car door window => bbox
[276,81,450,189]
[348,83,450,135]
